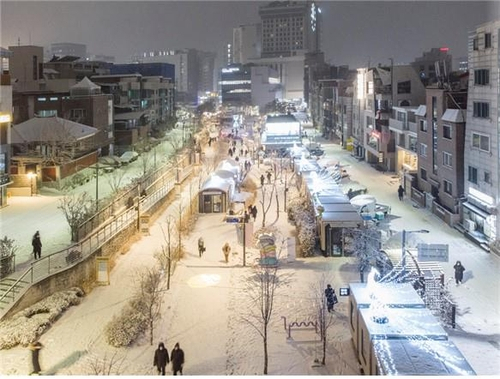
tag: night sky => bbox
[1,1,498,69]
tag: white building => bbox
[233,24,261,65]
[462,20,500,247]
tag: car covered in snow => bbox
[120,151,139,164]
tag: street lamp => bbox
[401,229,429,274]
[27,172,35,196]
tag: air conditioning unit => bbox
[465,219,476,232]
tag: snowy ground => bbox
[0,130,499,376]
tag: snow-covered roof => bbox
[200,174,234,193]
[216,159,240,175]
[11,116,98,143]
[442,109,466,123]
[415,105,427,117]
[320,211,362,227]
[71,76,100,91]
[374,340,476,375]
[359,307,448,340]
[349,282,425,308]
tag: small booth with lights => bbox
[198,174,235,214]
[298,160,362,256]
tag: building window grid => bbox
[474,69,490,85]
[468,166,478,184]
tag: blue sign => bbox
[226,217,241,224]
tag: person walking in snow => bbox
[266,171,272,184]
[171,342,185,375]
[28,341,42,375]
[32,231,42,260]
[153,342,169,375]
[198,237,205,258]
[260,174,265,187]
[397,185,405,201]
[251,205,258,222]
[222,242,231,263]
[324,284,338,312]
[453,260,465,285]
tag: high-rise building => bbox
[258,0,321,58]
[233,24,262,64]
[462,20,500,246]
[133,48,214,104]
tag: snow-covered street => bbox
[0,133,499,375]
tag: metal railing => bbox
[0,160,193,318]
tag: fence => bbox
[0,159,194,319]
[77,152,192,241]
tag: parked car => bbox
[98,155,122,168]
[308,147,325,157]
[120,151,139,164]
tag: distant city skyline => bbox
[1,1,498,69]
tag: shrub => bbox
[104,299,148,347]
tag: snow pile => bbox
[0,287,84,349]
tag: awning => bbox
[462,201,490,219]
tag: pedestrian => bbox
[228,148,233,157]
[260,174,265,187]
[244,149,248,157]
[153,342,170,375]
[222,242,231,263]
[171,342,185,375]
[32,231,42,260]
[397,185,405,201]
[248,204,253,215]
[244,211,250,223]
[232,146,236,154]
[453,260,465,285]
[198,237,205,258]
[324,284,338,312]
[267,171,272,184]
[28,341,42,375]
[251,205,258,222]
[240,148,244,156]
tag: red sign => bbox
[440,47,449,52]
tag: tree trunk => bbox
[263,327,268,375]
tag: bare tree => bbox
[139,152,153,176]
[84,350,125,375]
[105,167,128,195]
[259,182,277,227]
[58,192,95,242]
[240,240,290,374]
[310,275,336,365]
[134,267,166,346]
[156,216,176,290]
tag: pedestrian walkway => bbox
[0,136,498,375]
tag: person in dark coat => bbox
[32,231,42,260]
[251,205,258,222]
[397,185,405,201]
[453,260,465,285]
[324,284,338,312]
[260,174,265,186]
[28,341,42,375]
[154,342,169,375]
[171,342,185,375]
[198,237,205,258]
[266,171,272,184]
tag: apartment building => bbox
[462,20,500,247]
[354,65,426,172]
[413,76,468,226]
[233,24,262,64]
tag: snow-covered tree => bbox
[156,216,177,290]
[259,181,276,228]
[58,192,96,242]
[0,236,17,279]
[105,167,128,195]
